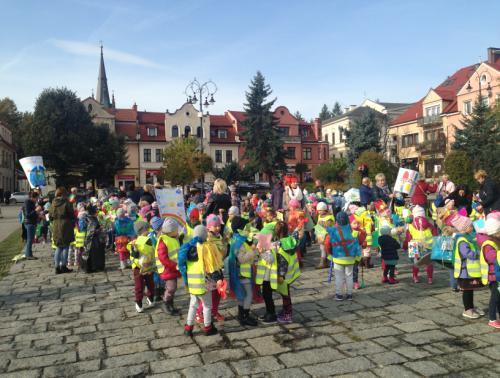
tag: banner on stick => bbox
[394,168,419,196]
[154,187,186,225]
[19,156,47,188]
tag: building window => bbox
[278,127,290,137]
[87,104,92,112]
[286,147,296,159]
[425,105,440,117]
[332,133,335,145]
[147,127,157,137]
[184,126,191,138]
[325,134,329,143]
[143,148,151,162]
[225,150,232,163]
[303,147,312,160]
[155,149,162,162]
[172,125,179,138]
[401,133,419,148]
[480,96,489,107]
[480,74,487,85]
[301,128,310,138]
[339,129,345,142]
[339,152,343,159]
[217,129,227,139]
[323,147,327,160]
[197,126,203,138]
[424,130,442,141]
[215,150,222,163]
[463,101,472,115]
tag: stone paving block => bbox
[247,335,290,355]
[42,359,100,377]
[8,351,77,371]
[351,326,402,340]
[371,336,409,349]
[337,340,386,357]
[193,333,225,349]
[308,324,348,335]
[16,343,73,358]
[367,350,408,366]
[163,344,201,359]
[430,337,488,353]
[0,352,14,371]
[230,356,284,375]
[458,368,500,378]
[201,348,247,364]
[431,350,492,372]
[404,360,449,376]
[0,369,41,378]
[373,364,420,378]
[393,319,439,333]
[182,362,234,378]
[477,346,500,360]
[446,323,493,337]
[269,368,311,378]
[78,339,105,360]
[107,341,150,357]
[150,335,193,350]
[291,334,336,350]
[103,350,161,369]
[403,329,454,345]
[278,346,343,368]
[226,325,282,341]
[302,356,374,376]
[393,346,431,360]
[150,355,202,374]
[14,330,71,343]
[75,363,149,378]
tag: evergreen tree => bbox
[294,111,305,121]
[453,97,499,178]
[344,109,381,169]
[319,104,331,121]
[240,71,286,183]
[0,97,26,156]
[331,101,343,117]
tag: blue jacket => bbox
[359,184,373,206]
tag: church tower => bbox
[96,43,111,108]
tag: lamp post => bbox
[185,78,217,194]
[136,131,141,186]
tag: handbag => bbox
[430,236,454,264]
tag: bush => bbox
[444,150,475,189]
[352,151,398,187]
[313,158,347,184]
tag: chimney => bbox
[344,107,350,113]
[487,47,500,64]
[313,118,322,141]
[132,102,137,111]
[350,105,357,111]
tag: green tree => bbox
[443,150,475,189]
[0,97,26,156]
[213,161,241,184]
[294,111,305,121]
[162,137,212,186]
[344,109,381,170]
[453,97,500,180]
[319,104,331,121]
[240,71,286,184]
[313,158,347,183]
[294,162,309,181]
[331,101,343,117]
[352,151,397,186]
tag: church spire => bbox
[96,42,111,108]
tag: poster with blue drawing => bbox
[19,156,47,188]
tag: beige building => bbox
[0,122,15,193]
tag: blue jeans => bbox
[24,224,36,257]
[54,247,69,267]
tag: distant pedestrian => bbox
[22,191,40,260]
[475,170,500,215]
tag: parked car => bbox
[9,192,29,204]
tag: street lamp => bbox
[185,78,217,194]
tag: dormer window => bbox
[147,127,157,137]
[217,129,227,139]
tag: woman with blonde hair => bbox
[205,179,232,223]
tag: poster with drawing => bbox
[394,168,419,196]
[19,156,47,188]
[154,187,186,225]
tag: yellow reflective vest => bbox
[74,228,86,248]
[239,242,253,279]
[479,239,500,285]
[128,235,155,271]
[255,248,278,289]
[277,247,301,295]
[317,214,335,227]
[453,236,481,279]
[155,235,180,274]
[408,224,433,250]
[187,243,206,295]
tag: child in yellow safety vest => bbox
[128,221,155,313]
[478,214,500,328]
[315,202,335,269]
[183,225,218,336]
[71,210,87,270]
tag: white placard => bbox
[394,168,419,196]
[19,156,47,188]
[154,187,186,224]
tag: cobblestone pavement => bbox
[0,242,499,378]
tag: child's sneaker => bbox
[119,261,126,270]
[135,302,143,313]
[345,294,353,301]
[335,294,344,301]
[144,297,154,308]
[353,282,360,290]
[195,313,204,324]
[184,324,194,337]
[473,308,485,317]
[388,277,398,284]
[261,313,277,324]
[277,313,292,324]
[213,312,225,322]
[203,324,218,336]
[488,320,500,328]
[427,277,433,285]
[381,276,389,283]
[462,309,480,319]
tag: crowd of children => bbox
[31,173,500,335]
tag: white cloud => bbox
[51,39,163,68]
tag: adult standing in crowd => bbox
[22,191,40,260]
[205,178,231,223]
[411,178,438,209]
[314,179,325,196]
[437,174,456,198]
[49,187,76,274]
[140,184,155,204]
[126,183,141,204]
[284,179,303,208]
[372,173,393,204]
[447,184,473,216]
[272,178,285,211]
[359,177,374,207]
[475,170,500,215]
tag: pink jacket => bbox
[477,234,499,283]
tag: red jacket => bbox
[411,180,437,206]
[157,239,181,280]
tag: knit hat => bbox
[189,208,200,221]
[150,216,163,231]
[206,214,222,228]
[316,202,328,211]
[280,236,298,252]
[451,215,473,233]
[162,218,178,234]
[412,206,426,219]
[231,216,248,233]
[380,225,392,235]
[485,213,500,236]
[193,225,208,242]
[289,199,300,209]
[134,221,150,235]
[336,211,349,226]
[228,206,240,216]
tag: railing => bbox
[418,115,442,126]
[416,139,447,154]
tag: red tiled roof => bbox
[138,111,165,123]
[210,114,232,127]
[229,110,246,123]
[443,99,458,114]
[115,124,137,140]
[139,123,165,141]
[113,108,137,122]
[390,98,424,125]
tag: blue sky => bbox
[1,0,499,119]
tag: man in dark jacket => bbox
[476,170,500,214]
[23,191,39,259]
[272,179,284,211]
[359,177,374,206]
[126,183,141,204]
[372,173,393,204]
